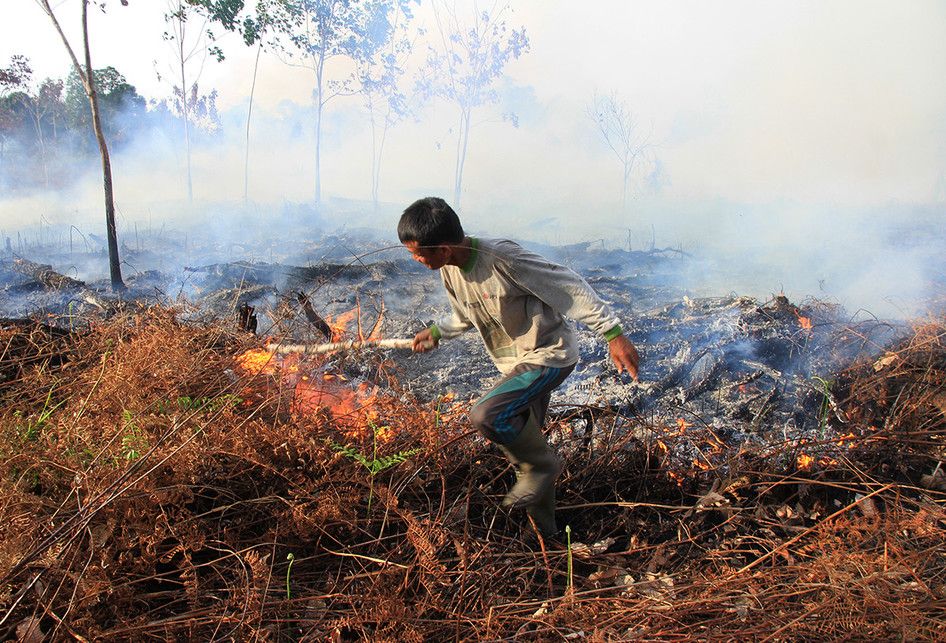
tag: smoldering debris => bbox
[2,227,945,640]
[0,286,943,640]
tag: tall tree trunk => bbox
[314,56,324,205]
[453,108,471,208]
[368,94,388,211]
[41,0,124,290]
[622,161,630,212]
[80,0,124,290]
[372,116,390,212]
[177,5,193,203]
[243,43,262,204]
[29,106,50,188]
[369,103,379,210]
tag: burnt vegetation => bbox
[0,242,944,640]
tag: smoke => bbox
[1,0,944,318]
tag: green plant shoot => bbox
[329,419,422,512]
[286,552,295,600]
[566,525,574,594]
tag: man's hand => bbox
[608,334,640,380]
[413,327,439,353]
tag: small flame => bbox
[292,378,389,443]
[677,418,691,433]
[797,453,814,471]
[236,348,277,375]
[795,311,813,331]
[667,470,684,487]
[327,309,359,342]
[323,300,386,343]
[692,458,712,471]
[836,433,857,447]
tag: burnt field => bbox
[1,226,945,640]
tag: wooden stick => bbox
[266,338,417,355]
[296,291,331,339]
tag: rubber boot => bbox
[526,483,559,539]
[498,413,562,518]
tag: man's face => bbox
[404,241,450,270]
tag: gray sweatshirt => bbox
[431,237,623,374]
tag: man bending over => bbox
[399,196,640,537]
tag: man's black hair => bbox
[398,197,465,246]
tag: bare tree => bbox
[177,0,288,205]
[588,90,655,213]
[21,78,66,189]
[420,1,529,208]
[354,1,416,210]
[281,0,398,204]
[190,0,410,206]
[36,0,125,291]
[160,0,213,203]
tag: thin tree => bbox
[243,42,262,203]
[4,61,68,189]
[161,0,213,203]
[0,56,35,186]
[419,0,529,208]
[186,0,299,204]
[286,0,395,204]
[36,0,125,290]
[588,90,655,213]
[190,1,404,205]
[354,1,416,210]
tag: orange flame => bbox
[327,309,358,342]
[292,378,389,443]
[236,348,278,375]
[795,311,813,331]
[797,453,814,471]
[235,306,391,444]
[692,458,712,471]
[676,418,691,433]
[836,433,858,447]
[323,303,385,343]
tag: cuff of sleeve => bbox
[603,324,623,342]
[429,324,442,341]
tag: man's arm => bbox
[608,334,640,380]
[500,243,640,378]
[414,274,474,352]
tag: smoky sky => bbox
[1,0,944,318]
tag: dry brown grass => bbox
[0,308,944,641]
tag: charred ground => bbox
[0,226,944,640]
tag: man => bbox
[399,197,640,538]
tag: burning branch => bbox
[296,291,332,339]
[267,338,417,354]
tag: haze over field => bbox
[1,0,944,316]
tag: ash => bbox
[0,226,909,471]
